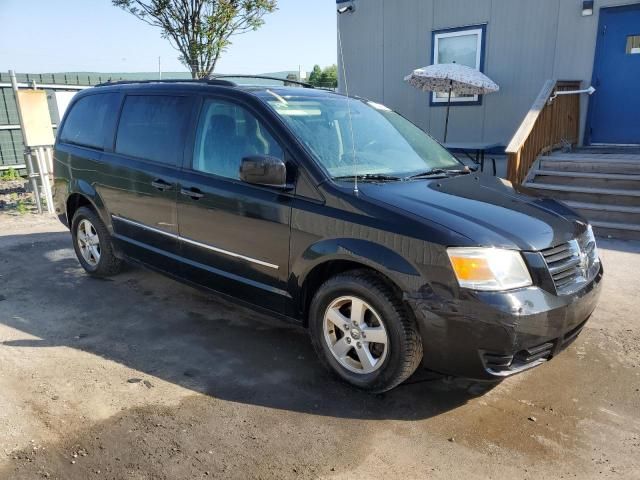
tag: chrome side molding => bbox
[111,215,279,270]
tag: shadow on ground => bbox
[0,232,488,423]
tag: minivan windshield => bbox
[260,91,461,180]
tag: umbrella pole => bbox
[444,80,452,143]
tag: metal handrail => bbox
[548,86,595,103]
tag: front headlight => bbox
[447,247,532,291]
[586,224,599,257]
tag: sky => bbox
[0,0,337,74]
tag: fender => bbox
[67,178,111,230]
[65,179,128,260]
[292,237,424,308]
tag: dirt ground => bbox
[0,213,639,480]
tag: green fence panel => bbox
[0,70,214,167]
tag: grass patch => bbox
[1,168,22,181]
[15,199,28,214]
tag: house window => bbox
[626,35,640,54]
[432,25,486,105]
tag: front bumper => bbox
[407,263,603,380]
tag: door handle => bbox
[151,178,175,191]
[180,187,205,200]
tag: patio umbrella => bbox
[404,63,499,142]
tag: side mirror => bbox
[239,155,288,188]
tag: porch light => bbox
[582,0,594,16]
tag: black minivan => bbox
[53,78,602,392]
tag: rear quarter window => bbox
[59,93,120,149]
[115,95,192,166]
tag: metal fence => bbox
[0,72,150,170]
[0,71,328,170]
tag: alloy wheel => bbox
[76,218,101,267]
[323,296,389,374]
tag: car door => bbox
[176,96,293,314]
[100,93,195,273]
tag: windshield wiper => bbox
[334,173,402,182]
[405,168,471,180]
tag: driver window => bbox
[193,99,284,179]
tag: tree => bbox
[319,64,337,88]
[307,65,338,88]
[113,0,278,79]
[284,73,298,86]
[308,65,323,86]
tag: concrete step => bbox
[591,220,640,241]
[524,182,640,207]
[562,201,640,225]
[531,150,640,239]
[575,146,640,155]
[546,152,640,161]
[532,170,640,190]
[539,157,640,175]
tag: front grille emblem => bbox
[542,229,599,296]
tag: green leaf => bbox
[112,0,278,77]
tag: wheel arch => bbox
[66,179,109,227]
[293,238,423,325]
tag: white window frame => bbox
[432,27,484,104]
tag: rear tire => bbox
[309,269,423,393]
[71,207,122,277]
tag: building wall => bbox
[338,0,640,146]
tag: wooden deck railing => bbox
[506,80,581,185]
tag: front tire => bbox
[71,207,122,277]
[309,269,423,393]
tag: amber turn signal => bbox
[446,247,532,291]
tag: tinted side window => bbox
[59,93,119,149]
[115,95,191,166]
[193,99,283,179]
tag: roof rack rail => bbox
[94,78,237,88]
[211,74,314,89]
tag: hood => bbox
[358,174,587,251]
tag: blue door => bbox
[588,4,640,145]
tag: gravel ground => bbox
[0,214,639,479]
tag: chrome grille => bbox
[542,227,600,295]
